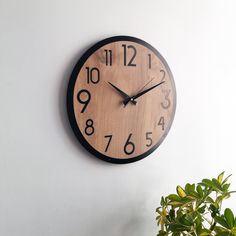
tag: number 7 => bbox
[104,135,112,152]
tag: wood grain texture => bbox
[73,40,175,160]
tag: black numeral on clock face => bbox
[104,135,112,152]
[86,67,100,84]
[124,133,135,155]
[77,89,91,113]
[122,44,136,67]
[148,54,151,69]
[158,116,165,131]
[146,132,153,147]
[104,49,112,66]
[85,119,94,136]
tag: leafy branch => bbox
[156,172,236,236]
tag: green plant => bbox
[156,172,236,236]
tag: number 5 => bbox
[146,132,153,147]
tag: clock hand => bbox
[123,81,165,106]
[136,77,156,94]
[108,82,137,105]
[120,77,155,106]
[122,76,160,106]
[133,81,165,99]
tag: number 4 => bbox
[158,116,165,131]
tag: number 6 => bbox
[124,133,135,155]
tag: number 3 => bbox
[161,89,171,109]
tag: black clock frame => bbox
[67,35,176,164]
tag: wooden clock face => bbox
[67,36,176,164]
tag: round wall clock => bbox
[67,36,176,164]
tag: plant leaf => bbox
[214,226,227,233]
[199,229,212,236]
[157,230,167,236]
[224,208,234,229]
[197,185,204,198]
[168,194,182,202]
[222,174,232,185]
[215,232,230,236]
[214,215,230,229]
[185,183,191,194]
[222,184,230,192]
[168,223,188,232]
[212,178,223,191]
[176,186,186,198]
[218,172,225,183]
[172,232,180,236]
[202,179,215,189]
[197,205,206,214]
[206,196,214,203]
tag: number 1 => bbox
[105,49,112,66]
[148,54,151,69]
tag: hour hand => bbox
[108,82,137,105]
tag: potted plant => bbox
[156,172,236,235]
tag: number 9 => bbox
[77,89,91,113]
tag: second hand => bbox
[136,77,156,94]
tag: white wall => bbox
[1,0,236,235]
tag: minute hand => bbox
[124,81,165,106]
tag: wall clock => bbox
[67,36,176,164]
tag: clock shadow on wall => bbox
[61,35,176,164]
